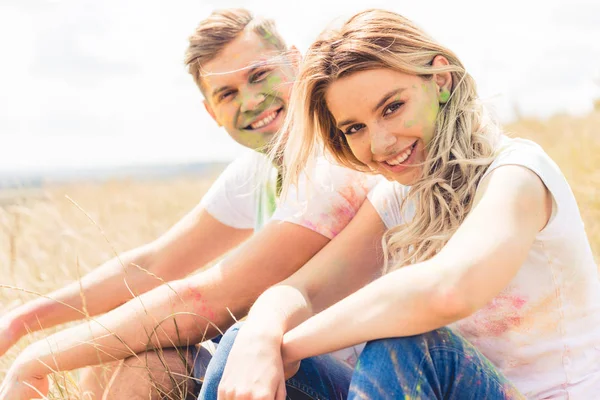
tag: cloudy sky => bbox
[1,0,599,172]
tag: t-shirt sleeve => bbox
[271,159,383,239]
[199,153,258,230]
[479,137,579,239]
[367,179,413,229]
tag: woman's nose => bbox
[370,127,397,156]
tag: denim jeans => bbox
[349,327,524,399]
[199,323,524,400]
[198,322,353,399]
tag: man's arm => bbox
[4,220,329,382]
[0,203,252,357]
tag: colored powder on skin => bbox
[260,28,281,49]
[404,119,417,128]
[187,285,216,321]
[264,74,283,92]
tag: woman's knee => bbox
[359,327,459,366]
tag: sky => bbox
[1,0,599,173]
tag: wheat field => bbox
[0,110,599,398]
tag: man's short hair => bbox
[185,8,287,94]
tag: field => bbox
[1,110,599,398]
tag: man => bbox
[0,9,379,400]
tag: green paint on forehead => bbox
[259,26,281,49]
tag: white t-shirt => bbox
[368,136,600,399]
[201,149,381,365]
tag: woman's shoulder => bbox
[489,136,558,171]
[482,135,566,189]
[483,135,580,239]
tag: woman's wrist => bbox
[239,318,285,346]
[281,330,303,364]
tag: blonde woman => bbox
[200,8,600,400]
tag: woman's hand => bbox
[217,325,287,400]
[283,359,301,380]
[0,358,49,400]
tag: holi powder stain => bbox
[302,174,372,238]
[187,285,216,321]
[456,293,528,337]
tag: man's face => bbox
[201,30,298,152]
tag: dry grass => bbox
[0,110,599,398]
[0,177,215,399]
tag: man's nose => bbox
[240,90,266,113]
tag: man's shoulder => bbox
[308,156,383,192]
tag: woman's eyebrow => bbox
[372,88,406,113]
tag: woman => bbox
[200,9,600,400]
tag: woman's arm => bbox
[214,200,387,398]
[282,165,552,363]
[243,199,387,337]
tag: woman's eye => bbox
[344,124,365,135]
[384,102,404,116]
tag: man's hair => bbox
[185,8,287,93]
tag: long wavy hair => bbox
[272,9,502,271]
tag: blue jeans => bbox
[200,324,524,400]
[349,327,524,399]
[198,322,353,399]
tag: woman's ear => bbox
[431,55,453,101]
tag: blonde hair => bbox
[276,9,501,271]
[184,8,287,93]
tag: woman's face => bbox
[325,68,442,185]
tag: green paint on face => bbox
[260,27,281,49]
[415,82,440,146]
[265,74,283,92]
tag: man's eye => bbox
[251,70,270,83]
[344,124,365,135]
[384,102,404,116]
[219,90,235,101]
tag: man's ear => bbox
[203,100,221,127]
[288,45,302,71]
[431,55,453,94]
